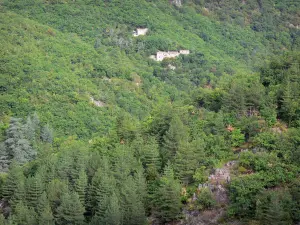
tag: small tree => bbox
[231,128,245,147]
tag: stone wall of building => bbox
[155,50,189,61]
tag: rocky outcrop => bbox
[171,0,182,7]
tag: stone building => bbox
[155,50,190,61]
[133,28,148,37]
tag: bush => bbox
[196,188,216,210]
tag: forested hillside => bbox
[0,0,299,224]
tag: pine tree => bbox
[74,168,88,206]
[119,176,146,225]
[0,142,10,172]
[4,117,36,165]
[9,179,25,210]
[155,163,182,223]
[264,197,290,225]
[2,162,24,201]
[46,179,69,211]
[90,170,115,224]
[11,201,37,225]
[37,192,50,216]
[32,112,40,131]
[134,165,147,204]
[281,79,299,125]
[162,116,188,163]
[41,124,53,144]
[103,192,121,225]
[39,203,55,225]
[143,137,161,170]
[174,141,198,184]
[0,214,6,225]
[23,116,35,141]
[222,82,247,115]
[26,174,44,208]
[56,192,85,225]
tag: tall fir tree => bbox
[174,141,198,184]
[41,124,53,144]
[37,192,50,216]
[9,179,25,211]
[46,179,69,212]
[11,201,37,225]
[56,192,85,225]
[154,162,182,223]
[39,203,55,225]
[0,142,10,172]
[3,118,36,165]
[162,116,188,163]
[74,168,88,206]
[2,162,25,201]
[90,170,115,224]
[143,136,161,171]
[103,192,121,225]
[23,116,36,142]
[26,174,44,208]
[119,176,146,225]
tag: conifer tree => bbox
[74,168,88,206]
[37,192,50,216]
[174,141,197,184]
[0,142,10,172]
[90,170,115,224]
[32,112,40,131]
[39,203,55,225]
[143,137,161,170]
[134,165,147,204]
[41,124,53,144]
[2,162,24,201]
[11,201,37,225]
[162,116,188,163]
[0,214,6,225]
[56,192,85,225]
[281,79,299,125]
[264,197,291,225]
[155,162,182,223]
[119,176,146,225]
[103,192,121,225]
[23,116,36,141]
[26,174,44,208]
[9,179,25,210]
[3,117,36,165]
[46,179,69,211]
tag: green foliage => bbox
[26,174,44,208]
[196,188,216,210]
[39,203,55,225]
[153,163,182,222]
[56,192,85,225]
[174,141,198,184]
[193,166,208,184]
[11,201,38,225]
[230,128,245,147]
[162,116,188,163]
[256,190,293,225]
[0,1,300,224]
[2,162,25,201]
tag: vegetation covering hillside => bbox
[0,0,299,224]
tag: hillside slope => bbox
[2,0,298,140]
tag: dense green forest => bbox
[0,0,299,224]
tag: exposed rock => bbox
[90,96,105,107]
[171,0,182,7]
[168,64,176,70]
